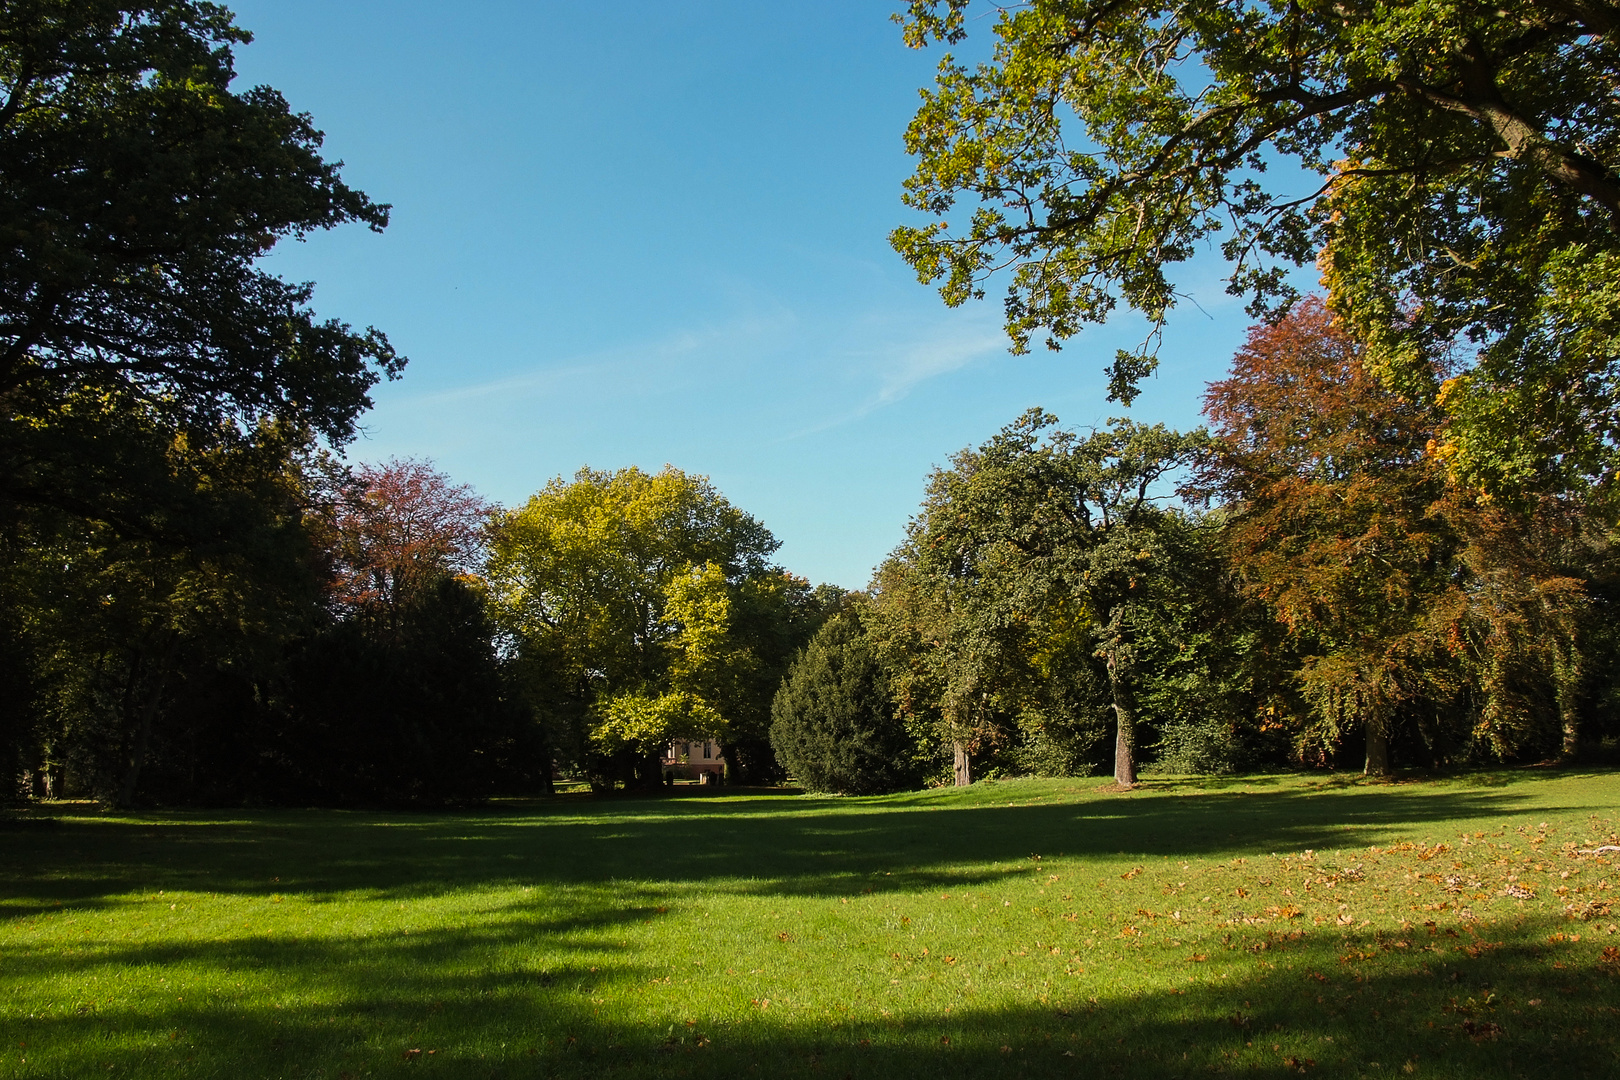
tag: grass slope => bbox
[2,771,1618,1079]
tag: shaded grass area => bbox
[1,771,1618,1078]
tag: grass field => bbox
[2,771,1618,1079]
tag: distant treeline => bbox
[781,301,1620,794]
[4,4,1619,806]
[6,303,1617,807]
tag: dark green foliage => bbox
[0,1,402,461]
[717,578,848,785]
[1003,656,1111,779]
[771,617,919,795]
[272,576,540,806]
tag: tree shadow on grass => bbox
[4,904,1616,1079]
[1,776,1611,912]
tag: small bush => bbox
[1152,714,1251,775]
[770,617,918,794]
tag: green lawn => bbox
[2,771,1618,1079]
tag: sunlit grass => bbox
[2,770,1618,1077]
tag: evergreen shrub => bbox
[770,617,918,794]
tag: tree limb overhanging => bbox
[894,1,1620,502]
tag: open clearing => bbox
[2,771,1618,1079]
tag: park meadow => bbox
[4,769,1618,1079]
[8,4,1620,1079]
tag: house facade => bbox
[662,738,724,782]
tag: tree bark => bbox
[1104,640,1138,787]
[1363,722,1391,777]
[1112,700,1137,787]
[953,741,972,786]
[1555,646,1583,762]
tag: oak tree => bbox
[910,409,1208,787]
[894,1,1620,498]
[1,1,402,522]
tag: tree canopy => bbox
[905,409,1209,786]
[0,0,402,524]
[485,465,813,786]
[893,1,1620,499]
[1202,299,1459,773]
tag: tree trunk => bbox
[1555,648,1582,762]
[1363,723,1391,777]
[115,671,168,808]
[538,745,556,796]
[719,740,742,785]
[637,749,662,789]
[1560,711,1582,762]
[1112,702,1137,787]
[953,742,972,786]
[1105,650,1137,788]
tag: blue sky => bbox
[230,0,1265,589]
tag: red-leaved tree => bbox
[1201,299,1460,774]
[327,458,493,611]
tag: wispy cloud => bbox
[871,324,1009,406]
[385,304,799,408]
[781,316,1008,440]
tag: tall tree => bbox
[273,457,533,806]
[1202,300,1461,774]
[323,458,493,611]
[4,413,324,805]
[893,1,1620,499]
[485,466,788,787]
[0,1,402,524]
[910,409,1208,787]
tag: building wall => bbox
[662,738,724,781]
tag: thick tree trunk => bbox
[1105,648,1137,788]
[1561,713,1582,762]
[953,742,972,786]
[1112,702,1137,787]
[1364,723,1391,777]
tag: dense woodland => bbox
[4,3,1620,806]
